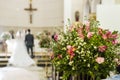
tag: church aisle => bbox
[0,52,52,80]
[0,66,48,80]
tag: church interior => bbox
[0,0,120,80]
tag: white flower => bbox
[83,42,87,45]
[81,48,84,53]
[57,62,60,65]
[62,47,66,50]
[69,61,73,66]
[66,56,69,59]
[72,67,75,70]
[94,46,97,49]
[87,64,90,67]
[87,51,90,53]
[78,46,81,49]
[95,57,105,64]
[84,60,86,62]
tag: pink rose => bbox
[85,26,90,32]
[58,54,62,59]
[84,21,90,27]
[112,40,118,45]
[67,45,72,49]
[69,26,75,32]
[105,31,112,37]
[67,45,75,60]
[98,45,107,52]
[98,28,103,35]
[54,34,58,41]
[110,34,118,39]
[78,34,84,39]
[87,32,94,39]
[96,57,105,64]
[102,34,107,40]
[77,27,84,39]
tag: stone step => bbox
[0,63,7,67]
[0,63,7,65]
[37,62,51,64]
[0,53,51,67]
[37,64,51,67]
[0,53,11,56]
[0,58,9,61]
[38,59,50,62]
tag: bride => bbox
[0,30,45,80]
[7,30,36,67]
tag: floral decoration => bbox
[0,32,11,41]
[51,19,120,80]
[36,30,51,48]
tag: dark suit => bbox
[25,33,34,58]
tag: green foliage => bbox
[36,30,51,48]
[39,36,51,48]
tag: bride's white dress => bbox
[8,31,36,67]
[0,30,45,80]
[8,38,35,67]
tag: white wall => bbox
[102,0,115,4]
[63,0,83,32]
[64,0,83,25]
[97,5,120,32]
[0,0,64,27]
[71,0,83,22]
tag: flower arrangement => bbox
[51,19,120,80]
[0,32,11,41]
[36,30,51,48]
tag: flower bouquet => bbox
[0,32,11,41]
[36,31,51,48]
[51,19,120,80]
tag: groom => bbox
[25,29,34,58]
